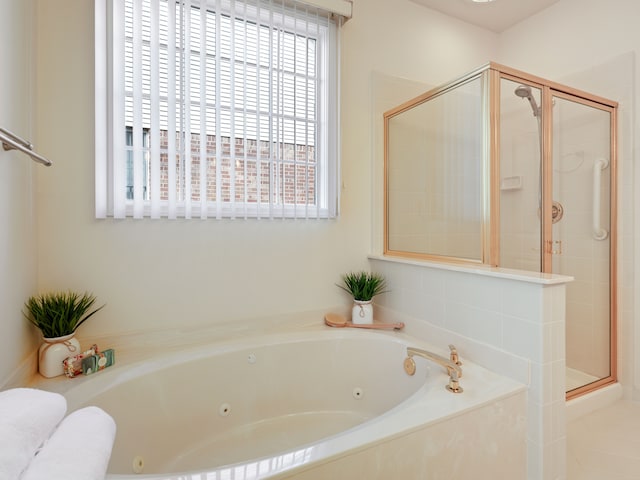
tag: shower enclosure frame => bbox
[384,62,618,399]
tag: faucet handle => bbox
[449,344,462,366]
[446,370,463,394]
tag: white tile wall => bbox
[370,256,571,480]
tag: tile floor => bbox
[567,400,640,480]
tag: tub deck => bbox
[28,312,527,480]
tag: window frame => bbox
[95,0,341,220]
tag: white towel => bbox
[21,406,116,480]
[0,388,67,480]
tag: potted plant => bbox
[337,271,387,325]
[24,291,105,378]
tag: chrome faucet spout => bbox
[404,346,464,393]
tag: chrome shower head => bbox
[514,84,532,98]
[514,84,540,117]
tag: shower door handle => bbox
[546,240,562,255]
[593,158,609,240]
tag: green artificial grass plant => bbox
[337,271,387,302]
[24,291,105,338]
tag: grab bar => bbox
[592,157,609,240]
[0,127,52,167]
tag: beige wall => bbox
[30,0,498,345]
[0,0,39,386]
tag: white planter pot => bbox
[352,300,374,325]
[38,334,81,378]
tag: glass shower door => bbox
[550,93,615,396]
[499,74,617,397]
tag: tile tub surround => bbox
[289,391,527,480]
[369,256,572,480]
[26,315,525,480]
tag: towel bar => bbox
[0,127,52,167]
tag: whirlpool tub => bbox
[61,326,527,479]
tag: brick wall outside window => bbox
[157,130,317,205]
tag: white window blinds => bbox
[95,0,342,219]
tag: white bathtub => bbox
[62,327,527,480]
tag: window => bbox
[95,0,342,219]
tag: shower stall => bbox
[384,63,617,398]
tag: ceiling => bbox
[409,0,561,33]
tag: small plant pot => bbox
[38,334,80,378]
[352,300,374,325]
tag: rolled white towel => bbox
[21,406,116,480]
[0,388,67,480]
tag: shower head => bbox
[514,84,531,97]
[515,85,540,117]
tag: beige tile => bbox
[568,400,640,480]
[286,393,527,480]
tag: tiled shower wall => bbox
[370,256,570,480]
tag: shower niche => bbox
[384,62,617,399]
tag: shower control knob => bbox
[449,344,462,366]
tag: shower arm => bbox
[593,157,609,241]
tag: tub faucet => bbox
[449,344,462,367]
[404,346,463,394]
